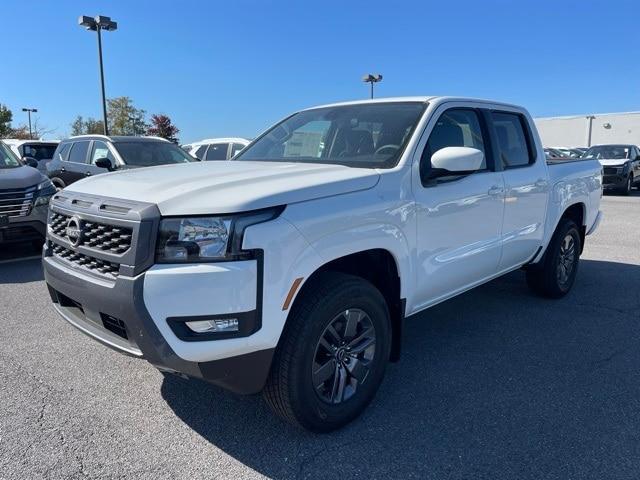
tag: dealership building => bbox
[534,111,640,148]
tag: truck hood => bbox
[0,165,45,190]
[66,161,380,215]
[598,159,629,167]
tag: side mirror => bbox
[94,157,114,171]
[22,156,39,169]
[429,147,484,178]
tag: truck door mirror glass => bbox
[94,157,114,171]
[22,156,39,169]
[429,147,484,178]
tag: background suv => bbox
[182,137,250,160]
[47,135,195,190]
[3,139,60,174]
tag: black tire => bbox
[51,178,65,192]
[526,219,581,298]
[620,175,632,196]
[263,272,391,432]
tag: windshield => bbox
[0,142,21,168]
[583,145,630,160]
[114,141,195,167]
[22,143,58,160]
[235,102,426,168]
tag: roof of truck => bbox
[305,96,524,111]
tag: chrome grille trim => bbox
[0,186,36,218]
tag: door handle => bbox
[488,186,504,196]
[535,179,548,188]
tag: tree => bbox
[146,114,179,143]
[107,97,147,136]
[70,115,85,136]
[0,103,13,138]
[70,115,105,136]
[85,118,105,135]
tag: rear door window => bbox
[55,143,72,161]
[67,141,90,164]
[491,112,534,168]
[205,143,229,160]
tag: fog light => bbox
[185,318,239,333]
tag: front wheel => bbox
[526,219,581,298]
[263,272,391,432]
[620,175,632,195]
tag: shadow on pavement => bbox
[161,259,640,479]
[0,257,44,284]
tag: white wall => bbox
[534,112,640,147]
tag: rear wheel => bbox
[263,272,391,432]
[526,219,581,298]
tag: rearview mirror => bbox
[22,156,38,169]
[94,157,114,171]
[430,147,484,178]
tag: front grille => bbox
[603,167,619,176]
[51,243,121,278]
[50,211,133,254]
[0,186,35,218]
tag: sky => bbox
[2,0,640,143]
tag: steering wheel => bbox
[375,144,400,155]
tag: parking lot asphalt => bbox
[1,191,639,480]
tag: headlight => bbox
[155,206,283,263]
[34,179,56,206]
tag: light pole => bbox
[21,108,37,139]
[78,15,118,136]
[362,74,383,99]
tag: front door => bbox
[412,105,505,309]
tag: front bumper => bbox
[0,205,47,244]
[602,174,628,189]
[43,249,274,394]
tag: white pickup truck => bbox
[44,97,603,432]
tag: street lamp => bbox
[21,108,38,139]
[362,74,383,99]
[78,15,118,136]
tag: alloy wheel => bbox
[557,233,576,287]
[312,308,376,404]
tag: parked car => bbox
[43,96,602,432]
[3,139,60,173]
[544,147,567,159]
[182,138,250,160]
[0,141,55,247]
[46,135,195,190]
[581,144,640,194]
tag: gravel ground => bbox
[1,191,639,480]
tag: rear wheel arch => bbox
[558,202,586,253]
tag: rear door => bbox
[490,110,549,271]
[62,141,91,185]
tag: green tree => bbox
[70,115,105,136]
[70,115,85,136]
[107,97,147,136]
[146,114,179,143]
[0,103,13,138]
